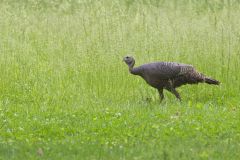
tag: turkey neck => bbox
[128,60,141,76]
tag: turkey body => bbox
[123,56,220,101]
[135,62,205,88]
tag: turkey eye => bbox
[126,56,129,59]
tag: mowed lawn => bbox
[0,0,240,159]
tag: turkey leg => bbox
[158,88,164,102]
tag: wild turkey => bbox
[123,56,220,101]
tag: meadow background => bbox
[0,0,240,159]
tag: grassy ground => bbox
[0,0,240,159]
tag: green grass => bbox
[0,0,240,159]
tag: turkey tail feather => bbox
[205,77,220,85]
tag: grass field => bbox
[0,0,240,159]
